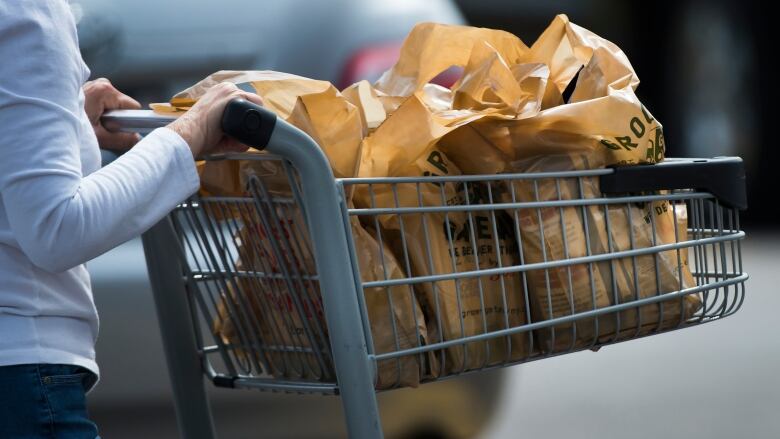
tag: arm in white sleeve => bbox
[0,2,200,273]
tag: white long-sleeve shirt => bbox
[0,1,200,377]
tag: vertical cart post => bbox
[222,100,384,439]
[142,219,217,439]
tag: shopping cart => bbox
[103,100,748,439]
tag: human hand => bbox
[83,78,142,152]
[166,82,265,158]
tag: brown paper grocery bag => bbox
[190,13,701,366]
[393,15,698,350]
[159,70,365,180]
[354,95,530,373]
[341,80,393,134]
[594,201,700,338]
[425,14,665,170]
[438,45,549,175]
[573,155,700,342]
[579,190,700,340]
[503,156,613,352]
[539,12,701,336]
[370,22,546,175]
[215,213,429,389]
[196,160,243,196]
[500,15,665,167]
[368,18,627,352]
[220,201,329,380]
[366,152,531,374]
[167,70,435,386]
[375,22,529,97]
[352,219,431,388]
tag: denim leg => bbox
[0,364,100,439]
[0,364,52,438]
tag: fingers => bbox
[114,91,142,110]
[86,77,141,110]
[170,82,265,157]
[84,78,143,150]
[216,136,250,153]
[95,126,141,152]
[240,91,264,107]
[211,82,263,106]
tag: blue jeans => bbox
[0,364,100,438]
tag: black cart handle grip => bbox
[599,157,747,210]
[221,99,277,150]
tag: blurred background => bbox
[73,0,776,438]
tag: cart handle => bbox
[101,99,277,150]
[599,157,747,210]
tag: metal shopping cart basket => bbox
[104,100,748,439]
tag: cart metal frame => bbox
[136,111,383,438]
[104,101,748,439]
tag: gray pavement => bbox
[482,232,779,439]
[86,232,778,438]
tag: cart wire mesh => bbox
[168,155,746,393]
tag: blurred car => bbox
[74,1,514,438]
[74,0,463,99]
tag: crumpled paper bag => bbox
[440,15,697,350]
[168,14,699,364]
[156,70,364,180]
[213,176,429,388]
[354,77,533,370]
[363,15,698,352]
[171,73,430,386]
[355,140,531,373]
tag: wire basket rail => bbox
[173,155,746,393]
[107,100,747,439]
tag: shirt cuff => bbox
[152,127,200,196]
